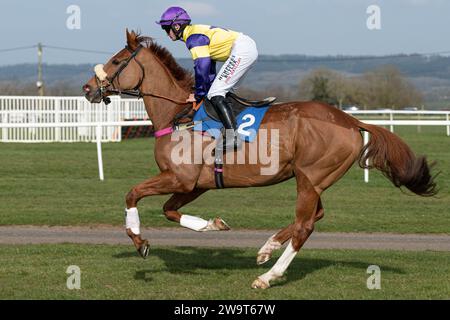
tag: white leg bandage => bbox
[259,240,298,285]
[180,214,209,232]
[125,207,140,235]
[258,234,282,256]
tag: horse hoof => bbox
[251,278,270,289]
[138,240,150,259]
[214,217,230,231]
[256,253,271,265]
[204,217,231,231]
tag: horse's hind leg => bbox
[252,170,319,289]
[256,198,323,265]
[163,189,230,231]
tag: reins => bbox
[97,45,189,106]
[108,88,189,105]
[95,44,211,146]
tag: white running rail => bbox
[0,96,150,142]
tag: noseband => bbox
[95,45,187,105]
[95,45,145,104]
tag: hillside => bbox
[1,54,449,105]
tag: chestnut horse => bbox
[83,30,437,289]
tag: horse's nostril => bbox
[83,84,91,93]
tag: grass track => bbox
[0,126,448,233]
[0,244,448,299]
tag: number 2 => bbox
[237,114,256,137]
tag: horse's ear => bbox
[126,29,138,50]
[126,28,132,46]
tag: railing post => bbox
[417,111,421,134]
[110,96,120,142]
[390,111,394,133]
[96,124,104,181]
[447,113,449,137]
[1,97,7,141]
[1,110,7,142]
[107,99,113,141]
[125,99,130,119]
[364,131,369,183]
[117,97,123,142]
[55,98,61,141]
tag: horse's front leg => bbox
[163,189,230,232]
[125,171,195,258]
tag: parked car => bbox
[343,105,359,111]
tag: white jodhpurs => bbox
[207,33,258,99]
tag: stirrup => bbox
[212,134,242,156]
[221,135,242,151]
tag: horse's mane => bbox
[127,30,194,91]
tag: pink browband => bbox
[154,127,174,138]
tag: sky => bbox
[0,0,449,66]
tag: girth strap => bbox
[214,149,225,189]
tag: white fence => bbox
[1,96,449,143]
[347,109,450,135]
[0,96,149,142]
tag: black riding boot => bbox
[210,95,241,151]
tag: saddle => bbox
[188,93,276,190]
[203,92,276,122]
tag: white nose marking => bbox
[94,64,108,81]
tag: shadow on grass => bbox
[113,247,405,285]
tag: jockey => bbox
[156,6,258,150]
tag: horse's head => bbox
[83,29,147,104]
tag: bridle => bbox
[95,45,188,106]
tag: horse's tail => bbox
[356,122,438,197]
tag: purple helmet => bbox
[156,6,191,26]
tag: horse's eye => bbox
[112,59,120,65]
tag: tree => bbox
[298,68,337,105]
[298,66,423,109]
[362,65,423,109]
